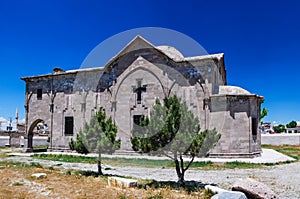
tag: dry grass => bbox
[0,162,208,199]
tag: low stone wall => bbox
[24,137,49,148]
[0,136,10,146]
[262,134,300,146]
[0,136,48,147]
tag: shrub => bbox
[74,134,89,154]
[68,138,75,151]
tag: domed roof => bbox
[156,45,184,61]
[219,86,251,95]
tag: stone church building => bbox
[21,36,264,157]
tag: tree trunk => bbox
[179,154,185,186]
[174,155,185,187]
[98,151,103,175]
[178,173,185,187]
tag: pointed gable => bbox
[104,35,157,68]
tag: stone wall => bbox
[0,131,26,147]
[208,95,262,157]
[0,136,10,146]
[0,136,48,147]
[262,134,300,146]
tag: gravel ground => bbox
[2,155,300,199]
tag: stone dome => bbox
[218,85,251,95]
[156,45,184,61]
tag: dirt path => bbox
[3,155,300,199]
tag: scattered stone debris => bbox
[232,178,278,199]
[31,173,47,179]
[108,176,138,188]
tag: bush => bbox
[68,138,75,151]
[68,134,89,154]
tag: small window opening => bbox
[65,116,74,135]
[37,89,42,100]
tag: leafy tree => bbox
[75,107,120,175]
[260,107,268,120]
[286,120,297,128]
[131,96,220,186]
[273,124,286,133]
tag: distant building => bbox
[285,121,300,133]
[261,122,274,134]
[21,36,264,157]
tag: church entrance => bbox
[27,119,48,150]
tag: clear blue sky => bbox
[0,0,299,125]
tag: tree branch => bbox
[184,156,195,172]
[163,151,175,160]
[180,153,184,173]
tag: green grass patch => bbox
[104,157,173,167]
[0,160,43,169]
[31,153,273,169]
[33,145,49,149]
[224,161,265,169]
[32,154,174,167]
[32,154,97,164]
[12,182,23,186]
[262,145,300,160]
[32,154,218,168]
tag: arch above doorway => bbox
[27,119,48,149]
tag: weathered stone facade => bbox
[21,36,264,157]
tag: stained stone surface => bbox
[21,36,264,157]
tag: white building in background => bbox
[286,121,300,133]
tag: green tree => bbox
[75,107,120,175]
[131,96,220,186]
[286,120,297,128]
[71,134,89,154]
[273,124,286,133]
[260,107,268,120]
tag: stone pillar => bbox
[26,132,33,152]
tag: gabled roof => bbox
[21,35,226,81]
[104,35,156,68]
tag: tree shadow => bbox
[138,180,217,194]
[77,170,217,194]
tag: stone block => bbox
[232,178,278,199]
[211,191,247,199]
[31,173,47,179]
[108,176,137,188]
[205,185,228,193]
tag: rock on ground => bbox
[31,173,47,179]
[232,178,278,199]
[108,176,138,188]
[211,191,247,199]
[205,185,228,193]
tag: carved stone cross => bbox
[132,79,147,104]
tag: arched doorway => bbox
[27,119,48,150]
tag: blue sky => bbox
[0,0,299,125]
